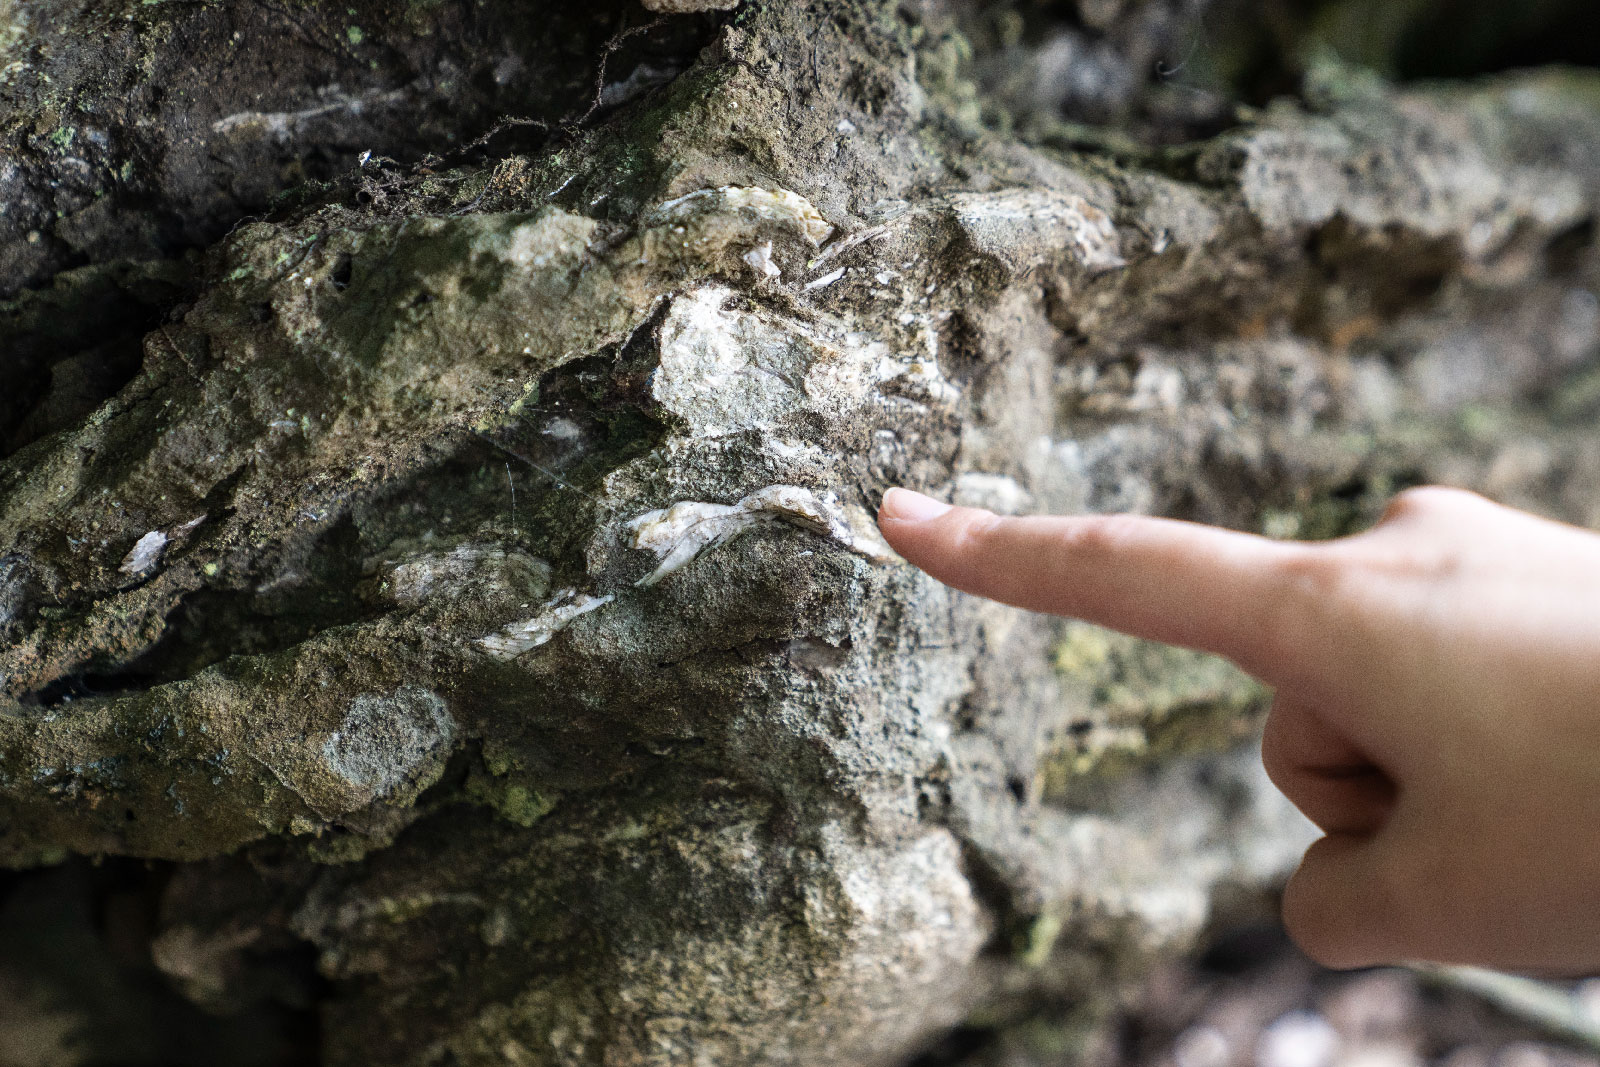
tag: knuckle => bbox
[1058,513,1143,559]
[1379,485,1487,525]
[1273,544,1348,601]
[953,509,1006,556]
[1380,486,1443,521]
[1251,547,1344,670]
[1334,532,1465,584]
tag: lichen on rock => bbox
[322,686,456,805]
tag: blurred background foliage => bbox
[944,0,1600,145]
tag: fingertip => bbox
[877,490,1003,592]
[878,487,953,525]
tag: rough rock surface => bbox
[1,1,1598,1064]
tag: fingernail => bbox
[880,487,952,522]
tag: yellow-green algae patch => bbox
[1042,621,1269,807]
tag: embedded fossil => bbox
[627,484,896,587]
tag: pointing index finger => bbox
[877,488,1321,684]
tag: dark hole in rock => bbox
[329,254,354,291]
[900,1025,1001,1066]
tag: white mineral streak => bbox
[804,190,1122,281]
[946,188,1125,274]
[211,88,408,139]
[477,590,615,659]
[875,354,962,410]
[742,241,781,278]
[761,437,827,464]
[654,186,834,246]
[118,530,169,575]
[803,266,847,291]
[628,485,895,587]
[808,224,889,270]
[379,544,551,609]
[116,516,207,577]
[652,287,961,437]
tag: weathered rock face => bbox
[1,2,1598,1064]
[0,0,719,297]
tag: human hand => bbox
[877,485,1600,974]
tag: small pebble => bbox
[1575,978,1600,1023]
[1256,1010,1339,1067]
[1175,1024,1231,1067]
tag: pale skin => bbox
[877,484,1600,975]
